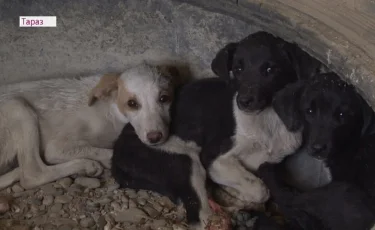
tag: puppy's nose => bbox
[147,131,163,144]
[312,143,327,152]
[238,96,255,107]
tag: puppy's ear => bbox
[273,81,306,132]
[211,42,238,79]
[88,73,120,106]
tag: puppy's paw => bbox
[242,179,270,204]
[84,160,103,177]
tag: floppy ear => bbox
[272,81,306,132]
[211,42,238,79]
[88,73,120,106]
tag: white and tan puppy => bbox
[0,63,177,190]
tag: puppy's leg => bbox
[0,168,20,189]
[0,98,103,190]
[184,159,212,230]
[208,154,269,204]
[45,141,112,168]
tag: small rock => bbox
[143,205,159,218]
[67,184,83,195]
[80,217,95,228]
[129,199,137,208]
[137,198,146,206]
[111,202,121,211]
[121,196,129,203]
[29,198,42,206]
[57,225,72,230]
[74,177,101,188]
[114,208,147,222]
[97,216,107,229]
[41,184,57,195]
[151,219,167,229]
[107,183,120,192]
[0,196,10,214]
[158,196,175,210]
[50,203,63,212]
[12,184,25,193]
[58,178,73,189]
[54,195,72,204]
[137,190,149,199]
[43,195,54,206]
[96,197,112,205]
[125,189,137,198]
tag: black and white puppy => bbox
[255,72,375,230]
[111,31,322,229]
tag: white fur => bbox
[0,63,173,190]
[208,95,302,207]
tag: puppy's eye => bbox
[159,95,170,103]
[127,100,138,109]
[306,108,314,115]
[233,60,244,74]
[266,67,273,73]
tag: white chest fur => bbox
[231,99,302,171]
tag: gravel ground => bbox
[0,170,281,230]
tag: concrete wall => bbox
[0,0,258,84]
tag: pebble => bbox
[0,196,10,214]
[42,195,54,206]
[41,184,58,195]
[114,208,147,222]
[50,203,63,212]
[57,225,71,230]
[143,205,159,218]
[107,183,120,192]
[74,177,101,189]
[67,184,83,195]
[54,195,73,204]
[129,199,137,208]
[58,178,73,189]
[111,201,121,211]
[12,184,25,193]
[137,190,149,199]
[151,219,167,229]
[125,189,137,198]
[137,198,146,206]
[80,217,95,228]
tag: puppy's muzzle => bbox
[237,87,267,112]
[309,143,329,160]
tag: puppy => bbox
[112,31,322,229]
[0,63,177,190]
[255,72,375,230]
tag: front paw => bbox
[83,160,104,177]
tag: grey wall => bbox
[0,0,258,84]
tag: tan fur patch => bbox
[88,73,120,106]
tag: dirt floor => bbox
[0,169,265,230]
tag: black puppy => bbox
[111,31,324,229]
[255,73,375,230]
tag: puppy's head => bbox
[89,63,178,146]
[273,72,374,160]
[211,31,298,113]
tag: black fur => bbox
[255,73,375,230]
[211,31,323,112]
